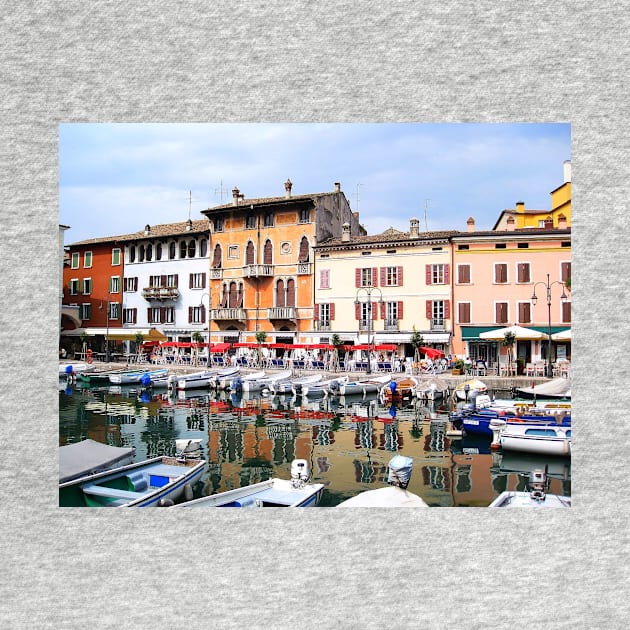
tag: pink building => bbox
[451,221,571,372]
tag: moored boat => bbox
[270,373,322,395]
[109,368,169,385]
[243,368,293,393]
[174,369,220,390]
[490,418,571,456]
[171,459,324,508]
[489,468,571,508]
[379,375,418,402]
[77,368,127,384]
[59,455,207,507]
[515,377,571,400]
[336,455,428,507]
[228,370,269,393]
[454,378,487,400]
[301,375,349,397]
[456,407,571,438]
[59,439,136,484]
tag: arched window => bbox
[246,241,255,266]
[200,238,208,257]
[212,244,222,268]
[188,239,196,258]
[263,239,273,265]
[179,241,187,258]
[237,283,244,308]
[298,236,309,262]
[138,244,145,262]
[129,246,136,263]
[169,242,176,259]
[146,243,153,261]
[276,279,286,307]
[228,282,239,308]
[286,279,296,307]
[156,243,162,260]
[221,283,228,307]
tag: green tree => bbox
[330,333,344,372]
[502,331,516,371]
[255,331,267,367]
[410,327,424,364]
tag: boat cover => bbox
[336,486,428,507]
[59,439,136,483]
[516,378,571,399]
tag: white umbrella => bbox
[551,329,571,341]
[479,324,549,341]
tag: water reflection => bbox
[59,384,571,507]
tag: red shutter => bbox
[202,273,206,289]
[188,307,193,323]
[398,266,403,286]
[372,304,377,320]
[444,264,450,284]
[426,300,432,319]
[355,268,361,288]
[444,300,450,319]
[147,308,151,323]
[160,307,166,323]
[330,303,335,320]
[398,301,403,319]
[161,275,167,287]
[355,303,361,320]
[313,304,319,321]
[426,265,432,285]
[201,306,206,323]
[174,274,179,288]
[372,268,378,287]
[380,302,386,319]
[189,274,193,289]
[380,267,386,286]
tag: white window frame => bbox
[80,303,91,320]
[109,302,120,320]
[190,273,205,289]
[432,264,445,285]
[494,262,509,284]
[82,278,92,295]
[384,267,400,287]
[456,263,471,285]
[68,278,79,295]
[190,306,204,324]
[71,252,79,269]
[516,261,531,284]
[112,248,121,266]
[83,251,92,268]
[457,301,472,324]
[110,276,121,293]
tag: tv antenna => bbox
[214,179,228,202]
[356,182,363,211]
[424,199,430,231]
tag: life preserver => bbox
[86,349,93,364]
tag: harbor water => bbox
[59,382,572,506]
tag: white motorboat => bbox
[211,366,241,390]
[171,459,324,508]
[243,369,293,393]
[489,468,571,508]
[109,368,169,385]
[490,418,571,457]
[229,370,271,393]
[271,373,322,395]
[301,375,349,397]
[174,369,220,390]
[336,455,428,507]
[454,378,487,400]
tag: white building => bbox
[122,219,211,342]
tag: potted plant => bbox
[255,330,267,366]
[452,359,464,375]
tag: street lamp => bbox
[531,273,567,378]
[354,286,384,375]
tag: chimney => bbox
[563,160,572,183]
[558,214,567,229]
[506,216,516,231]
[467,217,475,232]
[284,178,292,198]
[144,224,151,235]
[410,217,419,238]
[232,187,240,206]
[341,222,350,242]
[515,201,525,213]
[186,219,193,231]
[334,182,341,193]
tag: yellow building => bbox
[493,160,571,230]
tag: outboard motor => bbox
[328,380,340,394]
[141,373,152,388]
[290,459,311,488]
[175,438,203,460]
[387,455,413,489]
[231,376,243,392]
[528,468,549,502]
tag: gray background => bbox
[1,1,627,628]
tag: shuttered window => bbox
[212,244,222,268]
[517,263,531,283]
[263,239,273,265]
[298,237,309,262]
[495,264,508,283]
[518,302,531,324]
[457,264,471,284]
[458,302,471,324]
[276,279,285,307]
[246,242,255,265]
[495,302,508,324]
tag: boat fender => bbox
[184,483,193,502]
[141,373,152,387]
[65,365,74,375]
[86,349,93,364]
[389,380,397,393]
[158,498,175,507]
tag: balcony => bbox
[358,318,372,331]
[245,264,274,278]
[384,318,399,331]
[268,307,296,321]
[211,308,247,322]
[430,318,446,331]
[297,262,311,275]
[314,320,331,332]
[210,268,223,280]
[142,287,179,300]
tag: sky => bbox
[59,123,571,244]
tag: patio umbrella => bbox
[479,324,549,341]
[551,329,571,341]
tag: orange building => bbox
[201,180,365,345]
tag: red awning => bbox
[419,346,445,360]
[209,343,231,353]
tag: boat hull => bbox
[172,477,324,508]
[59,456,206,507]
[500,425,571,457]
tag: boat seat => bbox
[82,484,145,500]
[126,471,148,492]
